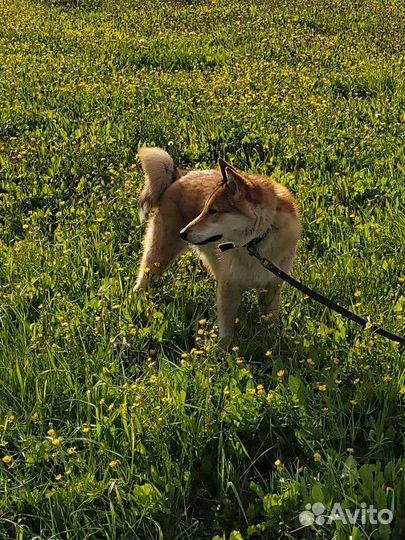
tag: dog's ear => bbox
[219,158,237,182]
[224,167,248,197]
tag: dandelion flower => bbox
[109,460,120,469]
[277,369,286,379]
[47,428,57,437]
[257,384,265,397]
[313,453,322,462]
[261,313,273,321]
[2,455,13,465]
[317,384,327,392]
[51,438,61,446]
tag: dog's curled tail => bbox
[138,147,178,220]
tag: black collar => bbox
[219,228,271,253]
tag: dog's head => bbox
[180,160,262,246]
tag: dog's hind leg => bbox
[135,209,187,291]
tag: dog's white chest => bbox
[225,248,278,289]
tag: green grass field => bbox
[1,0,405,538]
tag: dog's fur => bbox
[135,147,301,338]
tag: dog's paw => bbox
[133,283,146,293]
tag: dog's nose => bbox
[180,230,188,240]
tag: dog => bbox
[135,147,301,338]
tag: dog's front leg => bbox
[217,280,242,339]
[259,282,282,320]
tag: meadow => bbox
[1,0,405,538]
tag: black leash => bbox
[219,236,405,346]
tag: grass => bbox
[1,0,405,538]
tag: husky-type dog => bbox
[135,147,301,338]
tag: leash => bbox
[219,235,405,346]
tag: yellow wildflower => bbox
[257,384,265,397]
